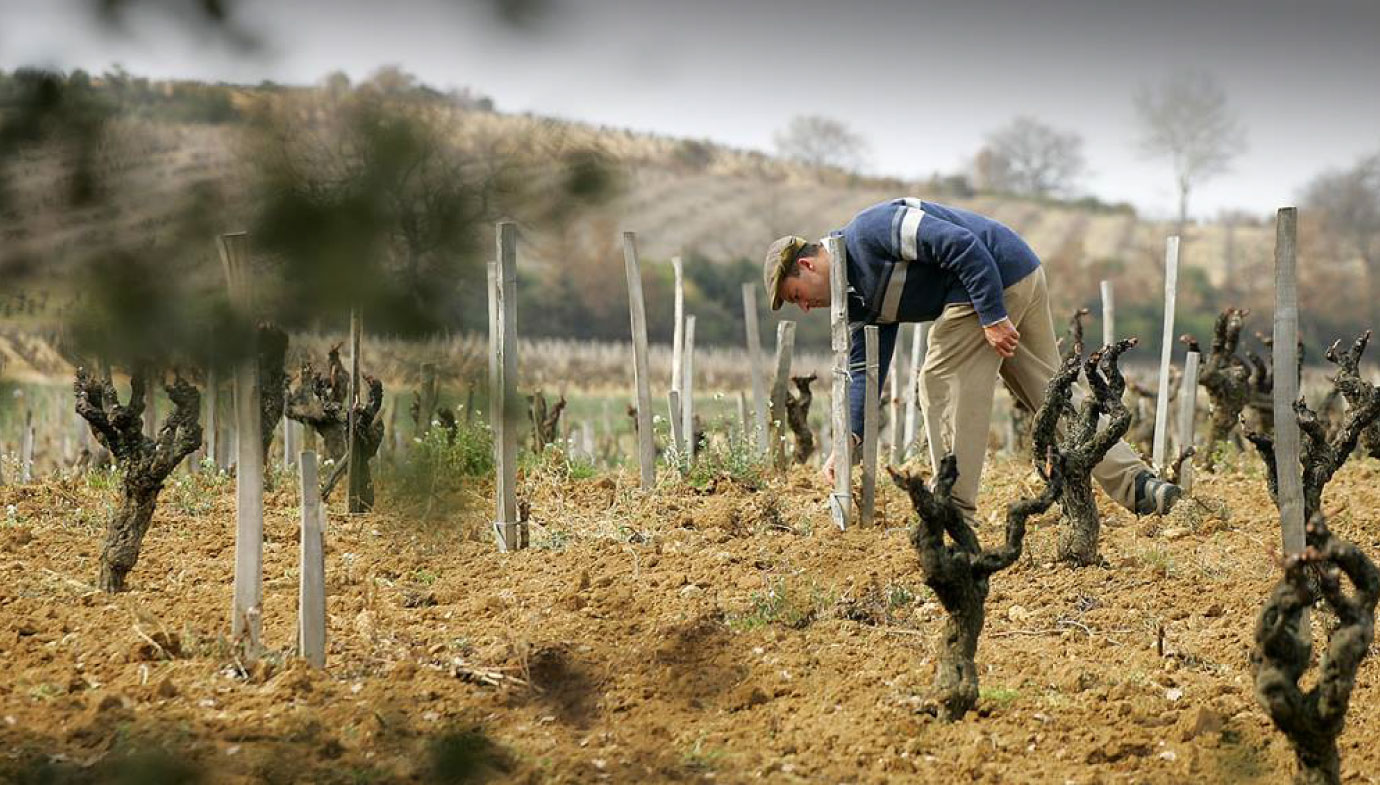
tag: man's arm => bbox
[848,322,899,441]
[892,203,1008,328]
[822,321,898,483]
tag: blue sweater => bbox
[838,199,1041,440]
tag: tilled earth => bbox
[3,453,1380,784]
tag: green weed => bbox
[728,578,833,631]
[980,686,1021,705]
[682,734,727,773]
[679,426,767,490]
[381,420,493,514]
[1137,545,1176,576]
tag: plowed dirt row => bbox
[3,455,1380,784]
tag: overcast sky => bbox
[2,0,1377,220]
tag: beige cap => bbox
[763,235,808,311]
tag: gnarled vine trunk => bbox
[1182,307,1250,470]
[1247,332,1380,524]
[1252,516,1378,785]
[785,373,816,465]
[888,452,1063,721]
[1032,333,1136,567]
[75,367,202,592]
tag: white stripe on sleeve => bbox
[898,205,925,261]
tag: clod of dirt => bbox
[267,660,318,699]
[128,631,181,662]
[1,527,33,551]
[402,590,437,608]
[1179,706,1225,740]
[154,676,178,699]
[728,684,770,711]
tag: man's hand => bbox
[983,318,1020,359]
[821,433,860,485]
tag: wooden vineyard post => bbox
[1272,208,1305,561]
[682,315,697,464]
[861,326,880,527]
[1152,236,1180,473]
[283,415,297,468]
[1177,351,1201,494]
[580,421,595,462]
[492,222,524,549]
[826,235,852,529]
[889,349,903,466]
[219,231,263,660]
[76,408,90,470]
[142,370,157,441]
[297,451,326,668]
[904,322,929,462]
[345,309,366,513]
[622,231,657,489]
[737,391,749,440]
[418,362,439,436]
[742,283,770,456]
[205,367,218,471]
[671,255,685,402]
[1100,279,1115,347]
[300,409,317,455]
[387,396,401,455]
[20,409,33,483]
[670,255,687,459]
[769,321,796,468]
[667,391,685,466]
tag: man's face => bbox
[779,250,832,313]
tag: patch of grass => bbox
[565,455,598,480]
[728,578,834,631]
[524,445,598,483]
[381,420,493,516]
[887,584,918,610]
[1137,545,1176,576]
[85,464,122,492]
[979,686,1020,705]
[534,529,571,551]
[414,569,438,586]
[26,682,59,702]
[166,465,231,516]
[679,427,768,491]
[682,734,727,773]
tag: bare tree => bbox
[973,116,1086,197]
[1302,153,1380,327]
[1134,70,1246,235]
[773,114,867,172]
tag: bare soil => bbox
[3,454,1380,784]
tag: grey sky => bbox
[2,0,1377,220]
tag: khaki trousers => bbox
[920,267,1146,521]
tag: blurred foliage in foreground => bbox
[0,66,618,370]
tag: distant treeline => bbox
[2,67,1374,363]
[0,65,495,126]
